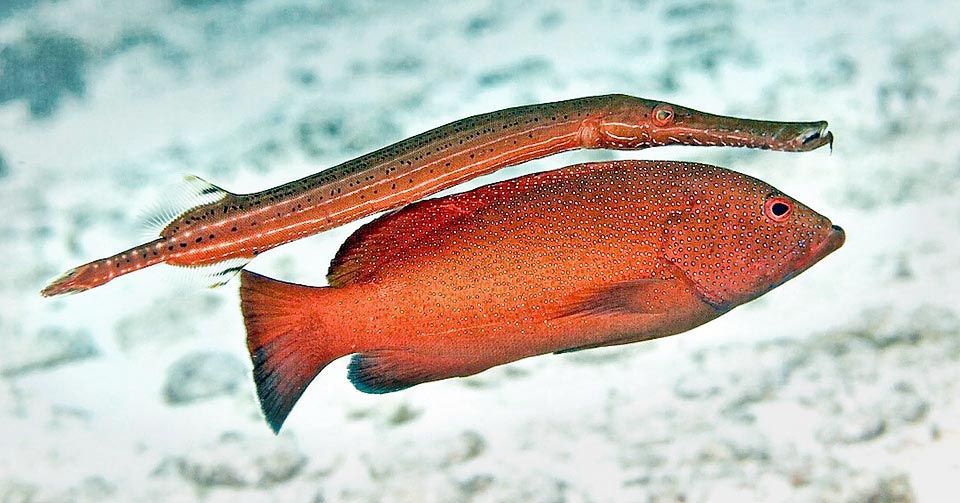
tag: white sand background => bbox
[2,0,959,501]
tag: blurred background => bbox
[2,0,958,501]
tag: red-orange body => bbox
[241,160,844,432]
[42,94,832,296]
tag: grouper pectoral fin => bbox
[551,278,678,354]
[554,278,674,318]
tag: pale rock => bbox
[1,326,99,377]
[673,371,721,400]
[168,432,308,489]
[816,410,887,444]
[162,351,247,405]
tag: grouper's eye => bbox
[652,104,674,126]
[764,196,793,222]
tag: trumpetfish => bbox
[41,94,833,297]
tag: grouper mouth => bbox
[767,224,846,293]
[792,224,846,275]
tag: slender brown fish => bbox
[41,94,833,296]
[240,160,844,432]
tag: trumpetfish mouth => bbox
[796,121,834,152]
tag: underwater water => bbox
[2,0,959,501]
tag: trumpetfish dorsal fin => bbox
[138,174,231,239]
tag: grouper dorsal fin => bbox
[326,165,615,287]
[326,193,496,287]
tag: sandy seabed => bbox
[2,0,959,501]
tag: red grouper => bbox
[240,159,845,432]
[41,94,833,297]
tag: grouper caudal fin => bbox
[240,270,353,433]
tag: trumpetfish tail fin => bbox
[40,238,169,296]
[41,174,243,297]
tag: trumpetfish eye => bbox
[652,104,674,126]
[764,197,793,222]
